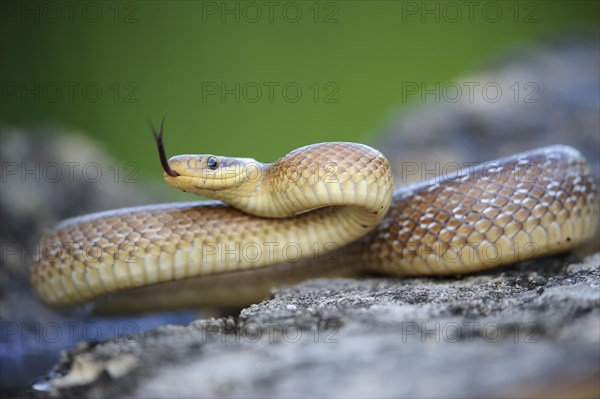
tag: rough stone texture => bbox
[3,35,600,398]
[28,253,600,398]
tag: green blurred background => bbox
[1,0,598,181]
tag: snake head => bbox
[150,118,265,203]
[163,154,264,198]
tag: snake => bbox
[30,123,599,312]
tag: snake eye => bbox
[207,156,219,170]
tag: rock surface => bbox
[3,35,600,398]
[32,253,600,399]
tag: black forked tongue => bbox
[150,116,179,177]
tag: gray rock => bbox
[34,253,600,398]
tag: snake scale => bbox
[30,127,599,312]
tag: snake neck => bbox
[221,143,395,222]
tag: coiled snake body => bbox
[31,141,598,312]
